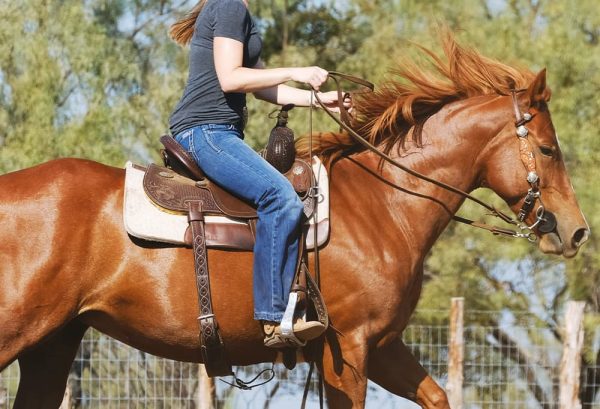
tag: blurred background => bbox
[0,0,599,407]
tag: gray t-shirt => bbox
[169,0,262,136]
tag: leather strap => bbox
[327,71,375,128]
[304,264,328,327]
[188,200,232,377]
[288,228,329,326]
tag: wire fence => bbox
[1,309,599,408]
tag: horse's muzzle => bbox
[538,209,590,258]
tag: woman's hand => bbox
[311,90,353,113]
[290,67,329,90]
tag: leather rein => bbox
[313,71,557,241]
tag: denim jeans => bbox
[175,124,304,321]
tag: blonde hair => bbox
[169,0,208,46]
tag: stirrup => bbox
[281,292,299,338]
[263,293,307,348]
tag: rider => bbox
[168,0,344,348]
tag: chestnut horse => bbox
[0,38,590,408]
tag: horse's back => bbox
[0,158,124,197]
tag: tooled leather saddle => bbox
[143,124,328,377]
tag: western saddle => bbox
[142,110,328,377]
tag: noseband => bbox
[511,90,557,234]
[311,72,558,241]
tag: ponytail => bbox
[169,0,208,46]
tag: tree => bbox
[0,0,187,172]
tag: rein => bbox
[312,72,555,241]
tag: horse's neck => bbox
[337,95,510,263]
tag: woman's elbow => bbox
[219,80,238,93]
[217,74,245,93]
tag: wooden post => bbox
[0,377,6,407]
[559,301,585,409]
[447,297,464,409]
[59,381,72,409]
[197,365,216,409]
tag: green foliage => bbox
[0,0,186,171]
[1,0,599,402]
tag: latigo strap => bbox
[188,201,232,377]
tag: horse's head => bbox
[482,69,589,257]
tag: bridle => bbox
[311,72,558,241]
[511,90,557,235]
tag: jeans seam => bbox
[203,127,223,154]
[175,129,193,154]
[188,128,196,158]
[270,193,282,315]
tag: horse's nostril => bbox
[572,228,590,248]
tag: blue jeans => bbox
[175,124,304,321]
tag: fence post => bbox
[0,376,6,407]
[559,301,585,409]
[59,382,72,409]
[197,365,216,409]
[447,297,464,409]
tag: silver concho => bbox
[527,171,539,184]
[516,125,529,138]
[523,112,532,121]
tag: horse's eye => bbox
[539,146,555,157]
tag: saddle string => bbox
[219,364,276,390]
[314,72,536,240]
[300,361,315,409]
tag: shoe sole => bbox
[294,323,326,341]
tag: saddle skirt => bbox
[123,158,330,250]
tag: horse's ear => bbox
[526,69,551,104]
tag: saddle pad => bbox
[123,159,330,250]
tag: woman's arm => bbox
[250,61,351,111]
[250,60,316,106]
[213,37,327,93]
[214,37,328,93]
[214,37,350,110]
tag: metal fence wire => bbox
[1,309,599,408]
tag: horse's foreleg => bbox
[368,337,450,409]
[14,320,88,409]
[320,332,368,409]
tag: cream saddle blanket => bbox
[123,158,330,250]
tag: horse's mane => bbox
[296,33,535,162]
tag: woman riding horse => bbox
[0,34,589,408]
[168,0,349,348]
